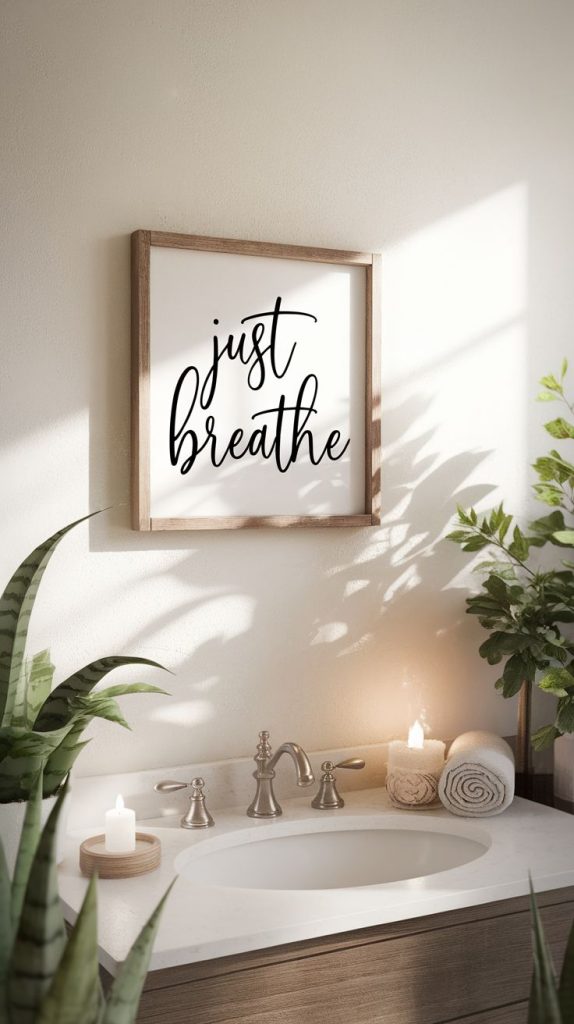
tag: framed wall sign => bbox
[131,230,381,530]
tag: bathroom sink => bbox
[175,816,489,891]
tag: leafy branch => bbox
[448,362,574,749]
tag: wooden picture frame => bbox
[131,230,381,531]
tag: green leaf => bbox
[489,504,505,532]
[556,697,574,734]
[531,511,566,536]
[478,632,531,665]
[461,537,490,552]
[559,917,574,1022]
[540,374,562,393]
[69,695,131,730]
[539,668,574,697]
[11,651,56,731]
[538,391,559,402]
[532,725,561,751]
[35,875,102,1024]
[0,721,78,803]
[446,529,473,544]
[561,358,569,380]
[11,772,43,931]
[473,559,517,580]
[509,525,530,562]
[545,417,574,440]
[34,657,166,732]
[499,514,513,543]
[534,457,559,483]
[0,833,11,1001]
[549,450,574,479]
[26,651,55,728]
[0,513,99,729]
[7,785,68,1024]
[528,878,562,1024]
[94,683,168,701]
[42,721,89,798]
[533,484,563,507]
[484,575,510,606]
[102,880,175,1024]
[554,531,574,547]
[499,653,528,698]
[456,505,473,526]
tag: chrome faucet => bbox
[247,730,314,818]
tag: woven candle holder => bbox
[386,768,440,809]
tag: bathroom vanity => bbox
[128,887,574,1024]
[59,789,574,1024]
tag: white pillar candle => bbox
[105,794,136,852]
[386,720,446,809]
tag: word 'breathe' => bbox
[169,296,349,475]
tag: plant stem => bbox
[516,679,533,798]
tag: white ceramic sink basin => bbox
[176,816,489,891]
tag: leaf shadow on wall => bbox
[85,384,497,772]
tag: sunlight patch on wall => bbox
[381,183,529,535]
[310,621,348,645]
[152,699,214,728]
[383,183,527,385]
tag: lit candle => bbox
[386,720,446,809]
[105,794,136,852]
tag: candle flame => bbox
[115,794,124,812]
[407,719,424,749]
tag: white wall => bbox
[2,0,573,776]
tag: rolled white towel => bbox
[438,731,515,817]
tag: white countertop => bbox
[58,788,574,975]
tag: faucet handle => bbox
[182,778,215,829]
[311,757,365,810]
[154,780,189,792]
[256,730,273,758]
[155,778,215,828]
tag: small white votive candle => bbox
[386,720,446,809]
[105,794,136,852]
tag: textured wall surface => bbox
[1,0,573,775]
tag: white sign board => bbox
[132,233,380,530]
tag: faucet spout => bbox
[268,742,314,787]
[246,731,314,818]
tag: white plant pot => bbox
[0,792,70,877]
[554,733,574,812]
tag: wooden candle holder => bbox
[79,832,161,879]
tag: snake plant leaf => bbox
[0,723,76,803]
[11,772,43,930]
[0,512,98,728]
[11,651,56,731]
[34,657,167,732]
[0,724,75,761]
[94,683,168,700]
[0,834,11,1003]
[7,785,68,1024]
[559,918,574,1022]
[43,720,90,798]
[69,695,131,730]
[35,874,103,1024]
[102,880,175,1024]
[26,651,55,728]
[528,879,562,1024]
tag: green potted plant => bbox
[0,512,167,871]
[0,772,173,1023]
[447,363,574,795]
